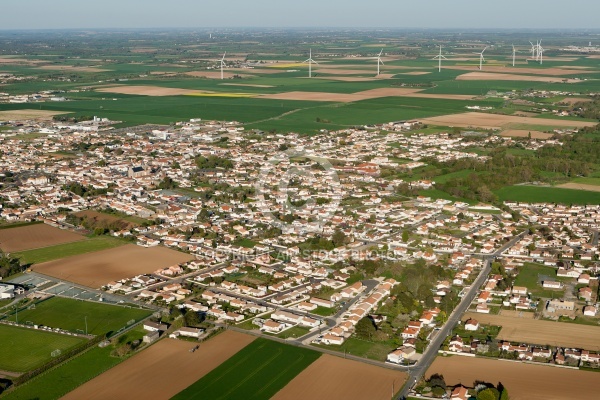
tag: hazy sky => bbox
[2,0,599,30]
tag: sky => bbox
[2,0,599,30]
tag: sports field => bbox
[463,312,600,349]
[427,355,599,400]
[0,223,84,253]
[3,297,151,336]
[172,338,321,400]
[62,331,256,400]
[272,354,406,400]
[0,324,86,373]
[33,244,194,288]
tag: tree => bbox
[332,229,346,247]
[355,317,377,340]
[427,373,447,390]
[184,310,201,327]
[477,388,500,400]
[402,230,410,242]
[158,176,177,189]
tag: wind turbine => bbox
[432,45,447,73]
[477,46,487,70]
[538,40,544,64]
[529,41,536,60]
[512,45,517,67]
[219,52,226,80]
[303,48,318,78]
[376,49,385,76]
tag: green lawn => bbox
[3,297,151,336]
[514,263,566,298]
[274,326,310,339]
[496,186,600,205]
[311,306,337,316]
[172,338,321,400]
[0,324,87,373]
[13,236,127,264]
[314,337,398,362]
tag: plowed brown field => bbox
[61,331,255,400]
[427,356,598,400]
[272,355,406,400]
[464,312,600,349]
[34,244,194,287]
[0,224,84,252]
[420,112,597,130]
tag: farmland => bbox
[32,244,194,287]
[0,223,84,253]
[496,186,600,205]
[172,338,321,400]
[463,312,600,349]
[62,331,255,400]
[272,354,406,400]
[0,324,86,373]
[2,297,151,336]
[13,235,127,265]
[427,355,599,400]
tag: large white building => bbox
[0,284,15,299]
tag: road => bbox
[396,231,526,399]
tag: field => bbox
[556,182,600,192]
[0,223,84,253]
[500,129,553,139]
[272,354,406,400]
[496,185,600,205]
[0,324,86,373]
[456,72,579,83]
[463,312,600,349]
[62,331,255,400]
[0,109,65,121]
[13,235,127,264]
[32,244,194,287]
[74,210,144,229]
[96,85,210,96]
[419,112,597,130]
[3,297,151,336]
[427,355,599,400]
[172,338,321,400]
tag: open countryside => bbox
[0,9,600,400]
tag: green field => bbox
[172,338,321,400]
[3,297,151,336]
[13,236,127,264]
[514,262,567,298]
[0,339,135,400]
[496,186,600,205]
[0,324,87,373]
